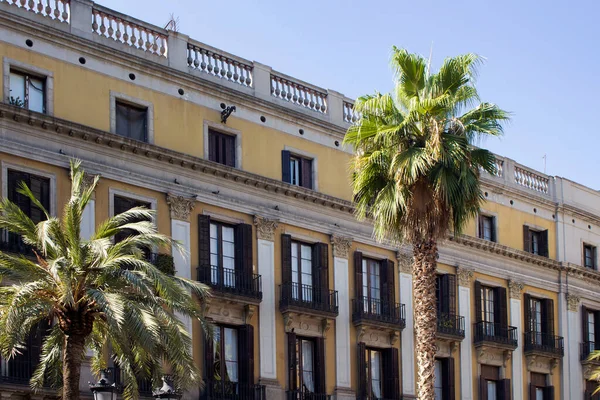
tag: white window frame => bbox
[284,145,318,191]
[203,120,242,169]
[109,91,154,144]
[1,161,57,217]
[3,57,54,115]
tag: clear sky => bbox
[99,0,600,190]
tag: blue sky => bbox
[100,0,600,190]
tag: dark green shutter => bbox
[382,347,400,400]
[197,215,211,282]
[544,385,555,400]
[301,158,312,189]
[204,328,215,381]
[524,294,532,333]
[281,234,292,300]
[496,287,508,337]
[235,223,253,291]
[480,377,488,400]
[281,150,291,183]
[523,225,531,252]
[540,230,549,257]
[313,243,329,307]
[498,379,511,400]
[354,251,363,300]
[287,332,297,391]
[314,337,326,394]
[474,281,483,322]
[446,358,456,400]
[478,214,484,239]
[542,299,555,344]
[381,259,395,305]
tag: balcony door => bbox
[481,286,496,336]
[362,258,381,314]
[354,252,395,318]
[210,222,236,288]
[357,343,400,400]
[524,294,554,348]
[291,241,313,302]
[475,282,508,340]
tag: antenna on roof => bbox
[164,14,180,32]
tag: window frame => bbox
[284,146,318,191]
[291,240,313,301]
[115,100,149,142]
[1,162,56,217]
[209,221,236,288]
[295,336,315,393]
[109,91,154,143]
[584,243,597,269]
[211,324,240,384]
[478,214,496,242]
[203,120,242,168]
[365,347,383,400]
[8,69,46,113]
[481,285,496,324]
[288,153,314,189]
[3,57,54,115]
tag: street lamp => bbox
[152,375,181,400]
[89,369,118,400]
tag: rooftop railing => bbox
[0,0,70,23]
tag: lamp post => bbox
[89,369,118,400]
[152,375,181,400]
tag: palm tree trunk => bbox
[413,238,438,400]
[62,331,86,400]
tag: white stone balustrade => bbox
[270,73,328,114]
[91,5,167,57]
[187,41,253,87]
[514,165,549,194]
[343,100,360,123]
[481,157,504,178]
[0,0,70,23]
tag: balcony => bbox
[523,332,564,357]
[473,321,518,350]
[203,380,266,400]
[352,297,406,329]
[197,265,262,303]
[581,341,600,364]
[111,366,153,397]
[279,283,338,317]
[286,391,331,400]
[0,230,33,256]
[437,313,465,340]
[0,355,36,385]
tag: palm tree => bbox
[344,48,509,399]
[0,160,210,400]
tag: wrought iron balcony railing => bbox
[0,230,34,256]
[352,296,405,328]
[203,380,266,400]
[437,312,465,339]
[0,354,36,385]
[111,366,154,396]
[197,265,263,300]
[581,341,600,361]
[286,391,331,400]
[279,283,338,316]
[523,331,564,356]
[473,321,518,348]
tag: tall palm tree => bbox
[0,160,210,400]
[344,48,509,399]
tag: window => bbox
[282,151,313,189]
[584,244,597,269]
[210,222,236,288]
[433,358,455,400]
[478,214,496,242]
[296,337,315,393]
[523,226,548,257]
[113,195,151,244]
[530,298,543,345]
[358,343,399,399]
[362,258,381,313]
[434,360,443,400]
[209,129,236,167]
[481,286,496,326]
[529,372,554,400]
[479,365,510,400]
[366,348,383,399]
[9,70,45,113]
[524,295,554,349]
[7,169,50,224]
[291,241,313,301]
[584,307,598,354]
[115,101,148,142]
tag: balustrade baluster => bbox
[137,27,144,49]
[99,13,106,35]
[115,19,122,41]
[52,0,58,18]
[92,11,98,31]
[19,0,25,7]
[107,15,114,38]
[44,0,50,15]
[60,0,67,22]
[36,0,42,12]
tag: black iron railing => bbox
[437,312,465,338]
[473,321,518,347]
[0,354,36,385]
[352,296,406,328]
[523,331,564,356]
[0,229,33,256]
[197,265,263,300]
[279,283,338,316]
[285,391,331,400]
[203,380,266,400]
[581,341,600,361]
[111,366,154,396]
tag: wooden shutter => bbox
[226,134,236,167]
[496,287,508,336]
[474,281,483,322]
[381,259,395,305]
[281,234,293,300]
[313,243,329,306]
[204,329,215,381]
[287,332,297,391]
[198,215,211,281]
[314,337,326,394]
[540,230,549,257]
[382,347,400,400]
[354,251,364,299]
[445,358,456,400]
[440,274,456,316]
[301,158,313,189]
[29,174,49,222]
[235,223,253,291]
[357,343,367,399]
[544,386,555,400]
[524,294,532,333]
[523,225,531,252]
[238,324,254,385]
[281,150,291,183]
[542,299,554,338]
[582,305,589,342]
[478,214,484,239]
[448,274,457,316]
[529,384,537,400]
[208,130,217,162]
[491,217,497,242]
[479,376,488,400]
[8,170,31,219]
[595,310,600,345]
[498,379,511,400]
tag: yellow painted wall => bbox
[0,43,353,200]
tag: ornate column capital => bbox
[253,215,278,241]
[566,293,581,312]
[457,267,474,287]
[166,194,195,221]
[397,251,413,274]
[508,280,524,299]
[330,235,352,259]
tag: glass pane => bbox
[301,341,314,392]
[224,328,238,383]
[301,258,312,276]
[292,243,299,274]
[213,327,221,380]
[434,360,443,400]
[371,351,382,399]
[223,241,235,258]
[536,388,544,400]
[222,226,234,242]
[9,72,25,105]
[28,77,44,113]
[487,381,497,400]
[210,223,218,239]
[301,244,312,259]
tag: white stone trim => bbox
[109,90,155,144]
[334,256,351,388]
[510,298,523,400]
[400,272,415,396]
[475,278,504,288]
[459,285,473,400]
[283,230,319,244]
[257,238,277,380]
[355,248,389,261]
[284,145,318,191]
[202,210,245,225]
[523,290,552,300]
[3,56,54,115]
[203,120,242,169]
[1,161,57,217]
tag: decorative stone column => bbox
[80,173,98,240]
[166,194,195,336]
[457,267,474,400]
[253,216,281,397]
[398,251,416,398]
[508,280,524,400]
[566,293,582,400]
[331,235,354,400]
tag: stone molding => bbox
[457,268,474,287]
[166,193,195,221]
[508,280,524,299]
[567,293,581,312]
[254,215,278,241]
[331,235,352,259]
[397,251,413,274]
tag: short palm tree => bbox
[0,160,210,400]
[344,48,509,399]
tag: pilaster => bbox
[80,173,99,241]
[566,293,582,400]
[398,251,415,397]
[457,267,474,400]
[509,280,524,400]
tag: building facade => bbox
[0,1,598,399]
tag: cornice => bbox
[559,204,600,226]
[563,262,600,285]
